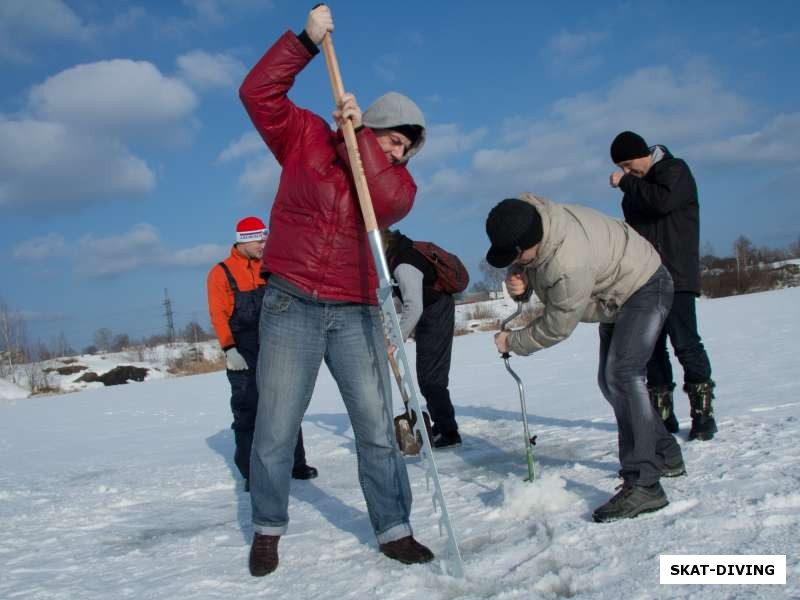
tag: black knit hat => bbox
[391,124,423,146]
[610,131,650,163]
[485,199,543,268]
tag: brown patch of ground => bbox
[75,365,149,386]
[44,365,88,375]
[168,355,225,375]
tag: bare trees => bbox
[93,327,113,353]
[478,258,505,292]
[700,235,800,296]
[181,321,213,343]
[0,299,26,382]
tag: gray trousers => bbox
[598,265,683,486]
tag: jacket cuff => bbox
[296,30,319,56]
[508,330,536,356]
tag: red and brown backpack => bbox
[411,241,470,295]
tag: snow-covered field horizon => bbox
[1,288,798,599]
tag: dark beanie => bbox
[485,199,543,268]
[610,131,650,163]
[391,124,423,146]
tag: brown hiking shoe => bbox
[379,536,434,564]
[249,533,280,577]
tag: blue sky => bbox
[1,0,798,349]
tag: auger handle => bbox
[320,34,379,233]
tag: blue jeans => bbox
[251,286,413,543]
[598,265,683,486]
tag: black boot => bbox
[291,464,318,480]
[685,380,717,441]
[649,383,679,433]
[432,430,462,449]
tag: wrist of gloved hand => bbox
[225,347,248,371]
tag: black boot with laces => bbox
[593,481,669,523]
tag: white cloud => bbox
[29,60,197,142]
[1,58,206,212]
[543,30,607,73]
[418,62,768,209]
[0,0,93,63]
[171,244,231,267]
[687,113,800,167]
[413,124,488,167]
[218,131,265,162]
[76,223,164,276]
[11,233,67,261]
[0,119,155,210]
[177,50,246,90]
[238,155,281,204]
[565,61,751,139]
[13,223,229,278]
[219,132,278,206]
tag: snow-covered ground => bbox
[0,376,28,400]
[1,288,798,599]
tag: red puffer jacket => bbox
[239,31,416,304]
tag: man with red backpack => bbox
[384,230,468,449]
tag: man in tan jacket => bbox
[487,194,685,522]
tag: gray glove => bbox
[225,347,248,371]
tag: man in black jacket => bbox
[384,230,461,449]
[609,131,717,441]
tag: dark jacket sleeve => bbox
[620,159,693,218]
[239,31,316,166]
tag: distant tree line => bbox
[2,233,798,370]
[701,235,800,297]
[465,235,800,299]
[0,298,216,375]
[82,321,215,355]
[0,299,222,392]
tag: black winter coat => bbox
[385,234,441,307]
[619,146,701,294]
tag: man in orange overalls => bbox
[207,217,316,491]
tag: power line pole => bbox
[163,288,175,345]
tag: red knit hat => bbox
[235,216,268,243]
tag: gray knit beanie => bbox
[362,91,426,162]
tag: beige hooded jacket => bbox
[507,193,662,356]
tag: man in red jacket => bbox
[239,5,431,576]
